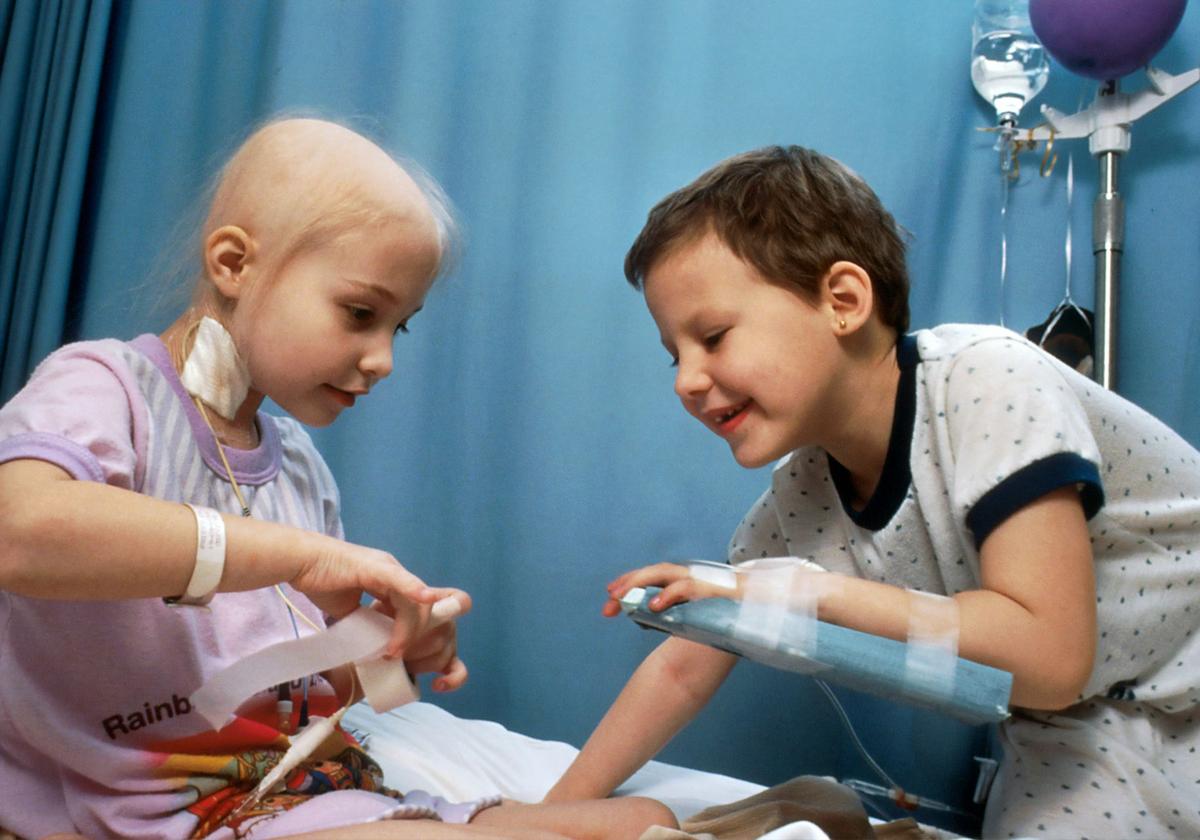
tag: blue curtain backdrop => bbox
[4,0,1200,831]
[0,0,112,400]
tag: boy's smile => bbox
[708,401,751,436]
[643,230,847,468]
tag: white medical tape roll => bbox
[355,655,421,714]
[191,599,461,728]
[904,590,959,697]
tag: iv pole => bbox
[1094,84,1123,392]
[1024,66,1199,389]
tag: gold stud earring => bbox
[838,318,847,330]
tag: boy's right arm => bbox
[0,458,464,656]
[544,635,737,802]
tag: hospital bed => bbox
[344,700,763,822]
[345,701,958,839]
[341,585,1007,838]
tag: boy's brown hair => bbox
[624,145,910,335]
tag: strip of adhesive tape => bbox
[687,560,738,589]
[733,557,807,652]
[191,600,459,729]
[905,589,959,696]
[735,557,831,654]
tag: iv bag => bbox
[971,0,1050,125]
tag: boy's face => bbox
[644,231,844,468]
[228,220,441,427]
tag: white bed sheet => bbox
[345,702,962,839]
[343,701,765,821]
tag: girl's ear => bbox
[821,261,874,335]
[204,225,256,301]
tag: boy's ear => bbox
[204,225,257,301]
[821,261,874,335]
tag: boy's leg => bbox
[471,797,678,840]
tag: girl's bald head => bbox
[203,118,455,284]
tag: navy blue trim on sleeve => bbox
[966,452,1104,549]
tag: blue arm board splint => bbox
[623,587,1011,725]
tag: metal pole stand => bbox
[1023,66,1200,389]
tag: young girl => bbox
[0,118,674,840]
[545,145,1200,838]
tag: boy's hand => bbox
[602,562,738,617]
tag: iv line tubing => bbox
[815,678,974,818]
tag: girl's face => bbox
[229,221,441,427]
[644,231,845,468]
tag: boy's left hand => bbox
[602,562,738,617]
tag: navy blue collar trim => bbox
[896,333,920,369]
[827,335,917,530]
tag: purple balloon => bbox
[1030,0,1188,80]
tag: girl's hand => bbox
[369,594,471,692]
[289,540,469,655]
[601,562,737,617]
[397,610,469,693]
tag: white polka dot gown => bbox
[728,325,1200,838]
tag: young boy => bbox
[545,145,1200,838]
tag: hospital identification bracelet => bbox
[166,504,226,607]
